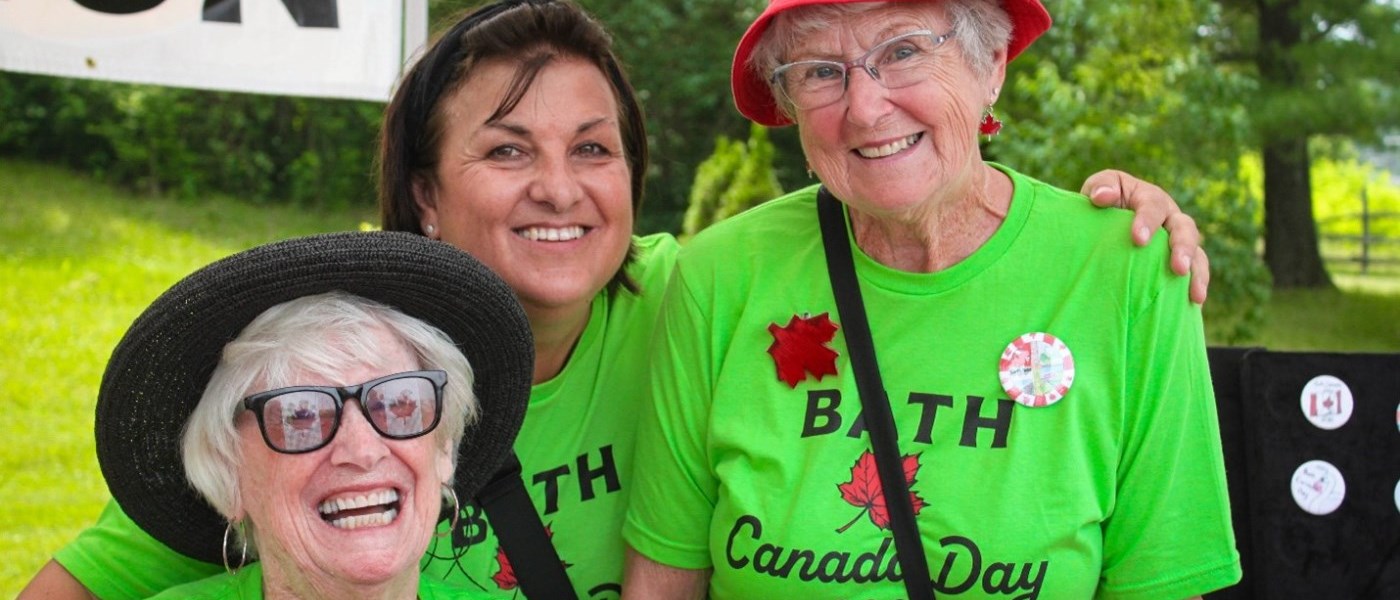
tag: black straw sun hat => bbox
[94,231,534,564]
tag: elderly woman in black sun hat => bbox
[91,231,532,599]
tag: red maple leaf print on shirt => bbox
[835,450,927,533]
[767,312,840,388]
[492,525,570,591]
[491,545,518,590]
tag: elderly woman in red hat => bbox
[621,1,1243,598]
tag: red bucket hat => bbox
[732,0,1051,127]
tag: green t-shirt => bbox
[148,562,485,599]
[55,234,679,600]
[54,500,221,599]
[622,167,1242,599]
[419,233,677,597]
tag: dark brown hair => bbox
[377,0,647,294]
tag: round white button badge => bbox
[1291,460,1346,516]
[1299,375,1353,430]
[998,332,1074,408]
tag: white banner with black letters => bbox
[0,0,428,102]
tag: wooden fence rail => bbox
[1317,188,1400,273]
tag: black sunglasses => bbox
[242,370,447,454]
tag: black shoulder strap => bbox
[817,187,933,600]
[476,452,580,599]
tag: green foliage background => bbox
[1,1,1397,329]
[0,74,382,209]
[991,0,1274,339]
[683,123,784,237]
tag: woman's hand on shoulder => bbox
[1082,169,1211,305]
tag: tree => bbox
[584,0,795,233]
[1208,0,1400,288]
[995,0,1271,340]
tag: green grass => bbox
[0,159,374,596]
[1,159,1397,596]
[1234,276,1400,352]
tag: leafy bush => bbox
[0,72,381,209]
[0,74,117,172]
[683,123,784,237]
[1188,162,1274,343]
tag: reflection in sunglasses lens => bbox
[371,377,436,437]
[266,391,335,452]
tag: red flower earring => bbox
[979,106,1003,138]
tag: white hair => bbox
[751,0,1013,118]
[180,291,478,549]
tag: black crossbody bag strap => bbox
[817,187,933,600]
[476,452,579,599]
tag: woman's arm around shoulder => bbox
[17,561,98,600]
[17,499,221,600]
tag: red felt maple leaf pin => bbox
[767,312,840,388]
[492,524,570,590]
[835,450,927,533]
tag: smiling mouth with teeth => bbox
[517,226,587,242]
[318,489,401,530]
[856,133,923,159]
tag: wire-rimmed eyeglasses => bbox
[242,370,447,454]
[770,29,954,112]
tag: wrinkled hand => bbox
[1082,169,1210,304]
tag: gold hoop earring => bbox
[434,484,461,539]
[222,520,248,575]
